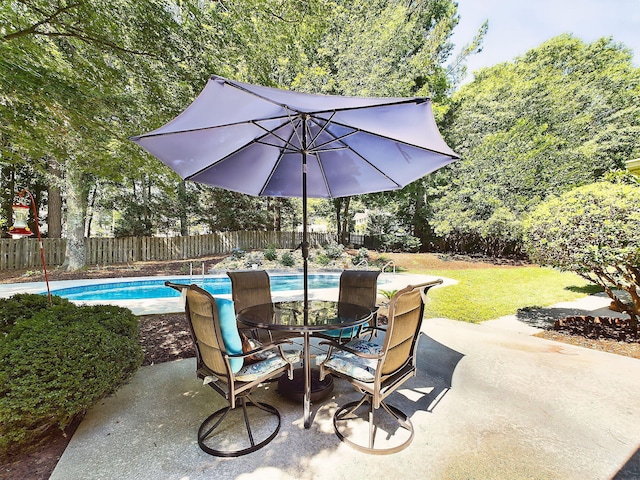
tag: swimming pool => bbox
[50,273,343,301]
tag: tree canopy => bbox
[6,3,640,270]
[432,35,640,255]
[1,0,470,268]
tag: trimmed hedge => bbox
[0,294,143,457]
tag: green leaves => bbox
[0,295,142,456]
[524,181,640,327]
[435,34,640,255]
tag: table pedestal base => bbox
[277,368,333,403]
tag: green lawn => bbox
[421,266,601,323]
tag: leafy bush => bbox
[243,252,263,268]
[280,251,296,267]
[0,293,71,334]
[231,248,245,259]
[323,242,344,259]
[0,296,143,456]
[263,244,278,261]
[352,248,369,265]
[524,181,640,333]
[380,234,421,252]
[314,253,331,266]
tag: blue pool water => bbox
[50,273,343,301]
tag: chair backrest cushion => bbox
[216,298,244,373]
[186,288,244,374]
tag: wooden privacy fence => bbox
[0,231,336,270]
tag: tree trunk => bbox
[178,180,188,236]
[85,182,98,237]
[412,182,434,251]
[47,158,63,238]
[62,168,89,271]
[340,196,351,245]
[333,198,342,243]
[1,164,16,228]
[274,199,281,232]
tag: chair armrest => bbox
[231,338,293,359]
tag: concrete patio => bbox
[49,292,640,480]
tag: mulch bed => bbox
[139,313,195,366]
[553,316,639,344]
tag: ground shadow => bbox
[384,333,465,418]
[565,284,602,295]
[516,306,596,329]
[612,447,640,479]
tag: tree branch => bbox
[1,2,81,42]
[2,3,156,58]
[39,30,158,57]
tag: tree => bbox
[286,0,467,236]
[523,180,640,334]
[1,0,208,266]
[436,35,640,255]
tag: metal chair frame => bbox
[319,279,442,454]
[166,281,295,457]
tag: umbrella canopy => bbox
[130,75,459,310]
[130,75,459,200]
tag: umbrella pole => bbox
[302,116,312,429]
[301,116,309,319]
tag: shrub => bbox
[0,296,143,456]
[352,248,369,265]
[0,293,71,335]
[524,181,640,333]
[280,251,296,267]
[314,253,331,266]
[263,244,278,261]
[243,252,263,268]
[380,234,421,252]
[323,242,344,259]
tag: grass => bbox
[421,266,601,323]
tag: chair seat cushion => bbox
[321,339,382,382]
[235,349,300,382]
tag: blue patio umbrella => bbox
[130,75,459,312]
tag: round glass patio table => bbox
[237,300,373,429]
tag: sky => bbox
[451,0,640,83]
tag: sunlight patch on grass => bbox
[422,266,598,323]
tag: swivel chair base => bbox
[333,397,414,455]
[198,397,281,457]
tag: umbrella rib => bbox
[307,116,403,189]
[313,151,334,198]
[215,75,428,114]
[131,113,298,140]
[252,115,304,153]
[258,127,299,196]
[313,115,457,157]
[183,123,294,180]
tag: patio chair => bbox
[322,270,380,343]
[165,281,299,457]
[318,279,442,454]
[227,270,290,342]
